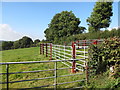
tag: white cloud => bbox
[107,26,120,31]
[0,24,24,41]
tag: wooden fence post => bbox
[40,44,41,55]
[46,43,48,57]
[83,40,86,46]
[50,43,52,60]
[42,44,44,55]
[72,42,76,73]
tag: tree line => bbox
[1,36,40,51]
[57,28,120,45]
[44,0,116,44]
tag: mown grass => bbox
[1,47,86,89]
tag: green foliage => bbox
[88,43,107,74]
[2,36,34,51]
[13,36,33,49]
[103,37,120,63]
[2,41,14,50]
[44,11,86,42]
[87,1,113,32]
[19,36,33,48]
[13,40,21,49]
[88,36,120,74]
[86,71,120,89]
[59,28,120,45]
[33,39,40,47]
[34,39,40,44]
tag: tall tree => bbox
[20,36,33,48]
[13,36,33,48]
[44,11,85,41]
[87,0,113,33]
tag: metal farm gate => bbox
[0,59,88,90]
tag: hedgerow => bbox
[88,36,120,77]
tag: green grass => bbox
[1,47,85,89]
[1,47,119,89]
[86,71,120,89]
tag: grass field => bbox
[0,47,85,89]
[1,47,118,89]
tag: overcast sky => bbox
[0,1,119,41]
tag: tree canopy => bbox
[44,11,86,42]
[2,41,14,50]
[87,0,113,33]
[14,36,33,49]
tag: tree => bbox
[34,39,40,44]
[44,11,85,41]
[13,36,33,49]
[13,40,21,49]
[20,36,33,48]
[2,41,14,50]
[87,0,113,33]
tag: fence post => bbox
[85,62,89,84]
[54,61,57,90]
[50,43,52,60]
[41,44,43,54]
[6,64,9,90]
[83,40,86,59]
[42,44,44,55]
[46,43,48,57]
[83,40,86,46]
[40,44,41,55]
[71,42,76,73]
[93,40,98,45]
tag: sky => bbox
[0,1,119,41]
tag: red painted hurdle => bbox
[40,39,103,73]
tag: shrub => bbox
[88,36,120,75]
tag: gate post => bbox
[40,44,41,54]
[71,42,76,73]
[46,43,48,57]
[50,43,52,60]
[43,44,44,55]
[6,64,9,90]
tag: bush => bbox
[88,36,120,75]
